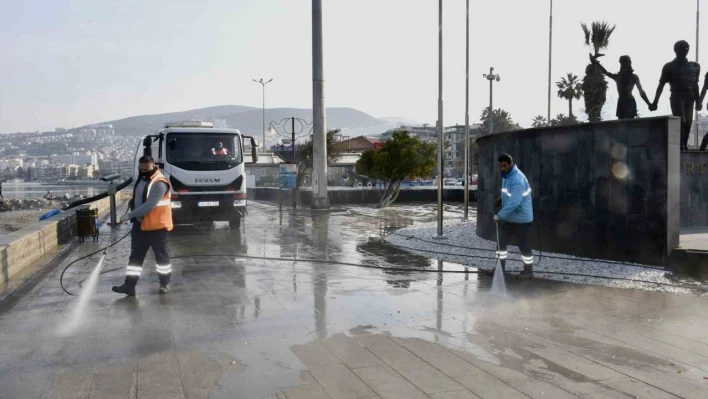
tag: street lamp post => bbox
[312,0,330,209]
[483,67,501,135]
[435,0,445,238]
[548,0,553,124]
[253,78,273,151]
[464,0,471,221]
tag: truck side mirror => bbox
[142,137,152,157]
[245,136,259,164]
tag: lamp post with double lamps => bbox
[483,68,501,135]
[253,78,273,151]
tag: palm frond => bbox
[581,22,591,46]
[581,20,615,55]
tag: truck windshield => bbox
[166,133,243,171]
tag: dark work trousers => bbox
[495,222,534,269]
[670,92,696,149]
[125,222,171,286]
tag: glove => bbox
[119,214,130,224]
[493,215,499,222]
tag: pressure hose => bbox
[59,232,699,297]
[63,178,133,211]
[56,190,695,296]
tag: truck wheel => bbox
[229,217,241,229]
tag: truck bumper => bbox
[170,196,246,223]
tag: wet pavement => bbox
[1,202,708,398]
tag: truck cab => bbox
[133,121,259,228]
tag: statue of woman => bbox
[591,55,652,119]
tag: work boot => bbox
[112,276,138,296]
[517,265,534,280]
[158,273,170,294]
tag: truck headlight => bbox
[233,200,246,207]
[171,201,182,209]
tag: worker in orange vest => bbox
[212,142,229,156]
[113,155,173,296]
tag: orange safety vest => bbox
[134,170,173,232]
[213,148,228,155]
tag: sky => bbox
[0,0,703,133]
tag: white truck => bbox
[132,121,259,228]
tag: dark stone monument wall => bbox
[476,116,680,266]
[680,151,708,227]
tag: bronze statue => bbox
[649,40,701,151]
[697,71,708,150]
[591,55,651,119]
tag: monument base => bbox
[475,116,681,266]
[311,196,330,210]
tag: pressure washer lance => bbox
[89,226,124,277]
[103,226,124,256]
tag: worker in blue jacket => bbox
[493,153,535,279]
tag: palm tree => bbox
[531,115,547,128]
[550,113,579,126]
[581,21,616,122]
[556,73,583,119]
[480,108,520,134]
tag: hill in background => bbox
[83,105,411,146]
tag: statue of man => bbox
[650,40,702,151]
[591,55,652,119]
[695,70,708,150]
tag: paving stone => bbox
[43,368,93,399]
[137,352,185,399]
[522,344,624,381]
[352,365,429,399]
[390,361,464,394]
[650,334,708,358]
[291,341,342,368]
[353,335,421,366]
[583,390,635,398]
[429,390,481,399]
[600,378,682,399]
[320,334,383,369]
[310,364,376,399]
[280,372,332,399]
[89,366,136,399]
[508,379,576,399]
[453,369,530,399]
[392,338,478,377]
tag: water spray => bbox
[60,226,131,296]
[491,220,507,295]
[58,226,125,335]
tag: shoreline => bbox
[5,181,111,186]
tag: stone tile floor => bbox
[0,202,707,398]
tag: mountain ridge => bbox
[80,105,402,144]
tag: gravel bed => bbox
[0,209,54,234]
[384,219,703,294]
